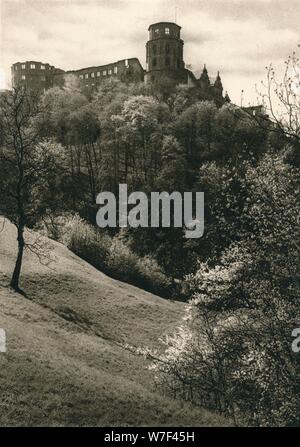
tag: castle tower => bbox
[145,22,186,84]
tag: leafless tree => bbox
[0,86,53,294]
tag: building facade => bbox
[11,22,227,104]
[11,58,144,92]
[11,61,58,90]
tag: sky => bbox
[0,0,299,104]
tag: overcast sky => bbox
[0,0,299,104]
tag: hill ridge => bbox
[0,218,228,426]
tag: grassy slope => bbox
[0,218,228,426]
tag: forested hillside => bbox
[0,55,299,426]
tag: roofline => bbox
[148,22,181,30]
[53,58,144,75]
[11,61,54,67]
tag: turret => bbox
[224,91,231,103]
[214,71,223,95]
[199,65,210,91]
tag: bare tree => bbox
[0,87,50,294]
[259,51,300,141]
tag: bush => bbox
[138,255,172,296]
[106,237,172,296]
[106,237,141,282]
[37,213,172,297]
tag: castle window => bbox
[177,59,181,68]
[155,28,159,35]
[114,66,118,74]
[91,72,95,78]
[153,58,157,67]
[165,57,170,67]
[125,59,129,67]
[153,44,157,55]
[108,69,112,75]
[85,73,89,79]
[103,70,107,76]
[14,66,18,70]
[79,74,83,79]
[165,27,170,35]
[21,75,26,80]
[165,43,170,54]
[97,71,100,77]
[21,64,26,69]
[30,64,35,69]
[41,65,45,70]
[41,76,46,81]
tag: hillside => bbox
[0,218,228,427]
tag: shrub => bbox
[106,237,141,282]
[106,237,172,296]
[137,255,172,296]
[36,213,111,272]
[37,213,172,297]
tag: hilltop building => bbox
[11,22,228,104]
[11,58,144,91]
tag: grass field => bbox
[0,218,229,426]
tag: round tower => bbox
[145,22,186,84]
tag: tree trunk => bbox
[10,224,25,293]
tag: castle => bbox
[11,22,229,104]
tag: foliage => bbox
[152,153,299,426]
[38,214,171,296]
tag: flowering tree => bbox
[153,153,299,426]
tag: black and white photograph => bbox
[0,0,299,430]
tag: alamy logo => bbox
[292,328,300,353]
[96,184,204,239]
[0,328,6,353]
